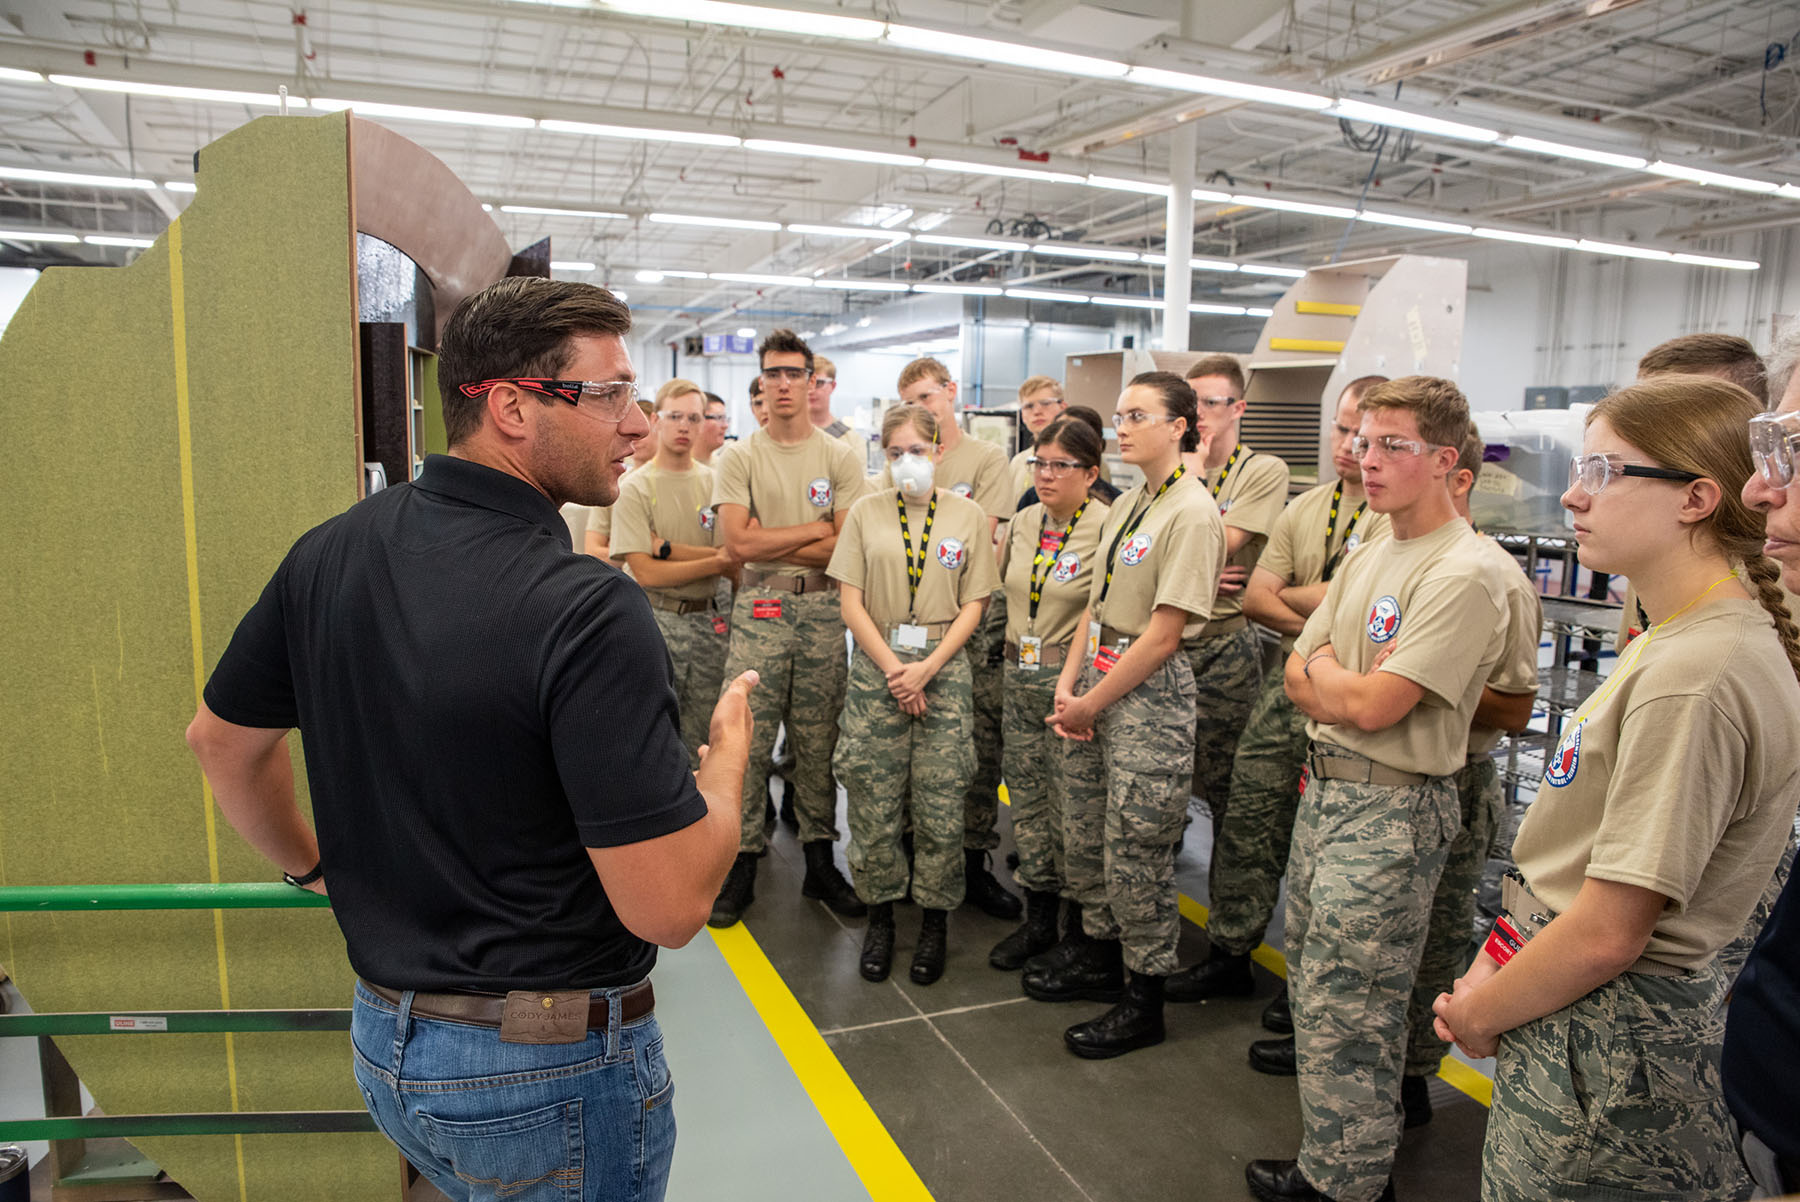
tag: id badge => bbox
[1086,620,1101,662]
[1018,635,1043,671]
[1093,644,1121,674]
[750,598,782,620]
[892,623,929,651]
[712,614,729,635]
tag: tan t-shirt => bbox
[1468,535,1543,757]
[1001,499,1111,649]
[827,488,1000,627]
[608,461,721,603]
[876,434,1012,520]
[1087,471,1224,639]
[1513,598,1800,970]
[1296,517,1508,778]
[1204,444,1290,626]
[1008,448,1035,509]
[712,426,865,577]
[1617,578,1800,648]
[1256,480,1392,654]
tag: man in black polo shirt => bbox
[186,277,754,1202]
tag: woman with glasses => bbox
[1433,376,1800,1202]
[1022,372,1224,1060]
[989,415,1112,970]
[829,404,999,986]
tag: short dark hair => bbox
[1128,371,1200,452]
[759,328,814,373]
[703,391,726,411]
[1185,353,1246,398]
[437,278,631,447]
[1637,333,1767,404]
[1458,421,1485,485]
[1062,405,1108,445]
[1341,375,1390,405]
[1035,413,1103,470]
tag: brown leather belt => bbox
[361,979,655,1029]
[645,594,713,615]
[1004,639,1069,667]
[1307,743,1428,787]
[742,569,833,594]
[1097,624,1132,648]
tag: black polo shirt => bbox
[204,454,705,992]
[1723,862,1800,1164]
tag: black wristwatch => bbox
[655,539,673,560]
[283,861,324,889]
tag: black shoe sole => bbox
[707,910,744,929]
[1022,980,1126,1004]
[1248,1053,1297,1077]
[1164,976,1256,1003]
[908,965,944,986]
[1064,1028,1165,1059]
[860,962,891,982]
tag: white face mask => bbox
[891,453,935,497]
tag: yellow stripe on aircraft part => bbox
[1294,302,1362,317]
[1269,338,1348,353]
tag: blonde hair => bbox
[813,354,836,382]
[1592,376,1800,683]
[898,357,952,392]
[881,403,939,447]
[655,378,705,409]
[1018,375,1063,401]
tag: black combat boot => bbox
[988,889,1060,970]
[1021,901,1087,974]
[1249,1035,1297,1076]
[1401,1073,1434,1129]
[1022,935,1124,1003]
[1262,984,1294,1034]
[708,853,757,928]
[1165,944,1256,1002]
[860,902,896,982]
[910,908,949,985]
[1064,969,1166,1059]
[962,848,1023,919]
[801,840,867,917]
[1246,1159,1394,1202]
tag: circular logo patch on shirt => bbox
[1120,532,1153,566]
[935,537,966,569]
[806,477,833,508]
[951,482,974,498]
[698,506,716,533]
[1366,595,1402,644]
[1218,499,1234,515]
[1344,533,1361,552]
[1051,551,1081,583]
[1545,721,1582,788]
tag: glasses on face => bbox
[1020,398,1064,416]
[761,366,812,383]
[1028,456,1086,478]
[1195,395,1239,411]
[458,378,641,421]
[883,443,934,462]
[703,412,730,425]
[660,412,705,427]
[1568,452,1703,496]
[1351,434,1441,461]
[1111,410,1178,430]
[1749,411,1800,489]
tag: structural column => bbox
[1162,120,1197,352]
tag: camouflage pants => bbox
[1062,655,1198,975]
[1482,963,1751,1202]
[1718,829,1796,988]
[962,595,1006,851]
[1288,768,1459,1202]
[722,587,847,853]
[836,647,973,909]
[1206,665,1309,956]
[1000,659,1066,894]
[650,603,730,772]
[1183,624,1263,827]
[1404,755,1503,1077]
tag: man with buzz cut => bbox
[1178,353,1289,839]
[808,353,867,457]
[708,329,868,928]
[1247,376,1512,1202]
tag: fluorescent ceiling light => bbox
[551,260,596,271]
[735,326,757,337]
[1090,295,1162,309]
[636,269,666,283]
[663,269,709,278]
[0,68,44,83]
[595,0,886,39]
[885,25,1129,78]
[1499,135,1647,171]
[500,204,627,219]
[0,165,155,190]
[1239,264,1307,278]
[744,139,923,166]
[1005,287,1089,302]
[857,316,874,327]
[914,211,953,231]
[48,74,292,108]
[787,223,910,240]
[481,203,493,212]
[84,234,156,247]
[1246,307,1275,317]
[1781,184,1800,200]
[915,233,1028,252]
[540,118,740,147]
[709,272,813,286]
[1087,175,1168,196]
[1190,302,1248,315]
[1472,226,1577,249]
[1191,257,1240,273]
[651,212,782,231]
[1124,66,1331,111]
[1327,98,1499,144]
[912,283,1004,296]
[612,290,628,301]
[1669,252,1759,270]
[1031,243,1140,262]
[1193,188,1233,204]
[0,229,80,243]
[878,208,915,229]
[812,278,912,291]
[162,180,198,193]
[1235,194,1357,220]
[925,158,1085,185]
[1645,160,1781,194]
[310,97,535,129]
[1575,239,1673,261]
[1357,210,1473,235]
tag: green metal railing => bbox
[0,882,332,912]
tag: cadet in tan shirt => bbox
[989,414,1112,972]
[609,383,737,770]
[1251,377,1510,1202]
[1022,372,1223,1062]
[829,403,998,988]
[584,415,657,561]
[1433,378,1800,1202]
[807,353,868,458]
[1007,375,1069,502]
[707,331,868,929]
[1180,354,1291,828]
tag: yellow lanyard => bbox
[1569,570,1738,726]
[1321,480,1367,584]
[1099,466,1185,603]
[1027,500,1089,627]
[1209,443,1243,500]
[896,490,938,619]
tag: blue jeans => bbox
[350,982,675,1202]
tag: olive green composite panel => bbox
[0,111,398,1199]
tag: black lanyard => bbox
[897,490,938,618]
[1209,443,1243,500]
[1099,466,1185,603]
[1320,481,1368,584]
[1027,500,1089,627]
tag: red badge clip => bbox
[750,599,783,620]
[712,615,729,635]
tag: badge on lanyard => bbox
[892,623,928,650]
[1086,620,1101,662]
[1093,644,1122,674]
[751,598,783,620]
[1018,634,1043,670]
[712,614,729,635]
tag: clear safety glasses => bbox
[1749,410,1800,489]
[1567,452,1702,496]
